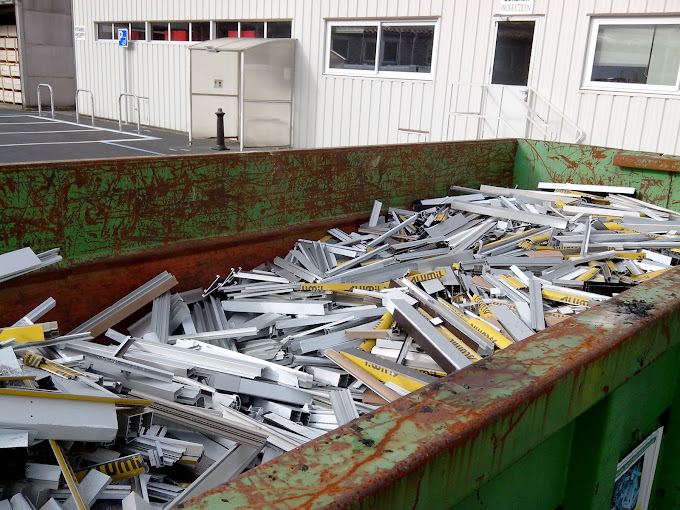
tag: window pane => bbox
[114,23,128,41]
[152,22,168,41]
[130,22,146,41]
[241,22,265,38]
[170,22,189,41]
[329,25,377,70]
[216,22,239,38]
[592,24,680,85]
[646,25,680,85]
[379,25,434,73]
[267,21,292,38]
[191,22,210,41]
[97,23,113,40]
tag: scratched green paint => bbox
[513,140,680,209]
[0,141,515,265]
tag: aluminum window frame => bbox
[96,22,147,42]
[325,19,438,80]
[582,16,680,94]
[213,20,292,39]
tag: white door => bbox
[482,20,536,139]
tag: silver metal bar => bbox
[129,390,268,448]
[447,200,568,229]
[37,83,55,119]
[387,298,471,373]
[12,297,57,327]
[69,272,178,338]
[368,200,382,227]
[329,389,360,426]
[528,278,546,331]
[537,182,636,195]
[366,214,419,248]
[490,305,535,342]
[272,256,319,283]
[222,299,329,316]
[323,244,391,278]
[150,291,171,344]
[399,278,494,356]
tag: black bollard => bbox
[212,108,228,151]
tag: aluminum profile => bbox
[69,272,178,338]
[387,298,472,373]
[329,389,360,426]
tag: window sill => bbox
[323,71,434,82]
[579,87,680,100]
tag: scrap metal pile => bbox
[1,182,679,510]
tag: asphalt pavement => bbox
[0,105,238,164]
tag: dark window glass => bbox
[114,23,128,41]
[97,23,113,40]
[379,25,434,73]
[491,21,535,86]
[267,21,292,38]
[191,22,210,41]
[130,22,146,41]
[241,22,265,38]
[216,21,239,38]
[169,22,189,41]
[152,22,169,41]
[329,25,377,70]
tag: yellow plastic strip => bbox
[438,298,513,349]
[574,267,600,282]
[418,308,483,361]
[0,325,44,343]
[0,387,151,406]
[541,289,591,307]
[51,441,90,510]
[339,351,426,393]
[75,454,148,483]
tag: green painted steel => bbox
[513,139,678,210]
[0,141,516,267]
[182,269,680,510]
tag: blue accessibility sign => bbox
[118,28,128,47]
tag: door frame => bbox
[479,15,543,139]
[487,15,543,87]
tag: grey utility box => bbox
[189,38,295,150]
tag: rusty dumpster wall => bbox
[513,140,680,210]
[0,140,516,330]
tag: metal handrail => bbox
[526,87,585,143]
[75,89,95,127]
[118,93,141,135]
[448,83,583,143]
[37,84,54,119]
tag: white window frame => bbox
[325,19,437,80]
[583,16,680,94]
[96,22,147,42]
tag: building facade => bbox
[71,0,680,155]
[0,0,76,107]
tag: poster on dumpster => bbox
[610,427,663,510]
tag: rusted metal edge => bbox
[613,152,680,173]
[0,138,517,172]
[0,214,368,287]
[180,267,680,510]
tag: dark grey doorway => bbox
[491,21,535,86]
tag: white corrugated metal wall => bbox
[71,0,680,154]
